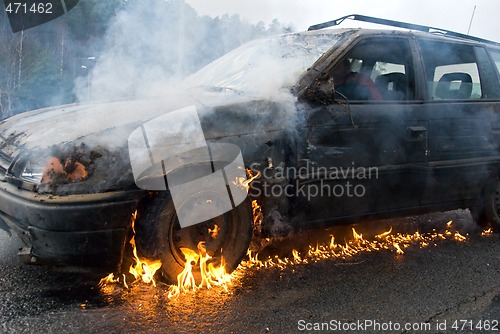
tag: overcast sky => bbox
[184,0,500,42]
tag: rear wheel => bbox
[136,192,253,283]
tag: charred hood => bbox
[0,91,292,160]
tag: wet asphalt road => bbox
[0,210,499,334]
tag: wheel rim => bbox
[167,212,234,268]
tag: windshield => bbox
[184,32,341,95]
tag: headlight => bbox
[19,155,46,184]
[21,155,88,185]
[9,144,93,191]
[8,143,135,194]
[8,151,48,187]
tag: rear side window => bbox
[419,40,482,100]
[491,50,500,79]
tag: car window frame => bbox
[305,34,419,104]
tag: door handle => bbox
[406,126,427,141]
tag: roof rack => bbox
[308,14,500,47]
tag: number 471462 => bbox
[5,2,53,14]
[451,320,499,331]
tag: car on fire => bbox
[0,15,499,282]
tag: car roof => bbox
[306,14,500,48]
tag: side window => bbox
[419,40,482,100]
[331,38,414,101]
[490,49,500,80]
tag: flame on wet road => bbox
[482,227,494,236]
[99,211,162,288]
[99,207,491,299]
[242,220,469,269]
[167,241,233,299]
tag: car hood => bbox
[0,91,269,158]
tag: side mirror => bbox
[299,75,336,105]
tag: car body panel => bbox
[0,175,144,270]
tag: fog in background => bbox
[76,0,295,102]
[0,0,292,119]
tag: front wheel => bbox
[136,192,253,283]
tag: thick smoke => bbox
[74,0,294,102]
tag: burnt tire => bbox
[136,192,253,283]
[473,178,500,231]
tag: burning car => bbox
[0,15,499,282]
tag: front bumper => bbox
[0,180,145,273]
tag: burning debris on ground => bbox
[482,227,494,236]
[242,219,470,270]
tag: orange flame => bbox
[233,170,261,192]
[168,247,199,298]
[128,211,162,287]
[168,241,233,299]
[393,243,404,255]
[208,224,219,239]
[242,221,470,270]
[98,273,120,287]
[481,228,493,236]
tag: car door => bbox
[416,39,500,206]
[295,36,429,226]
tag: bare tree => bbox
[0,20,24,119]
